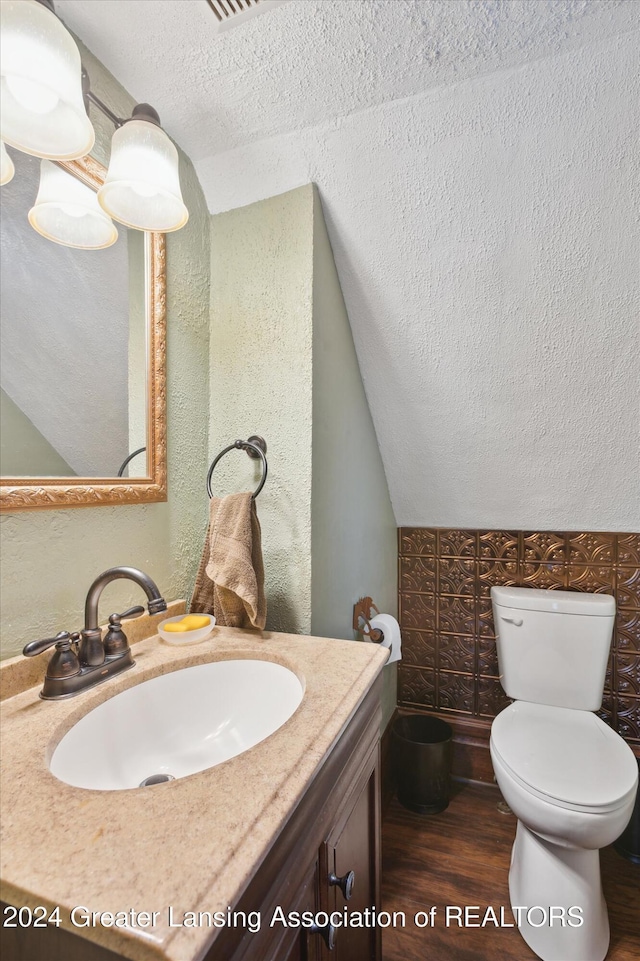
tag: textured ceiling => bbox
[57,0,633,164]
[55,0,640,529]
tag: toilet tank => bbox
[490,587,615,711]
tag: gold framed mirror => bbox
[0,152,167,512]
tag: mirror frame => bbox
[0,153,167,512]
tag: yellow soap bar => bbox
[163,622,191,633]
[181,615,211,630]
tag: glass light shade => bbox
[98,119,189,232]
[1,140,15,184]
[0,0,95,159]
[28,159,118,249]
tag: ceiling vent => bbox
[206,0,289,32]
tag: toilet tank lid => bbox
[491,586,615,616]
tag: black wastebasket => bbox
[392,714,453,814]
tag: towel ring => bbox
[206,436,268,500]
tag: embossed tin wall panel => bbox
[398,529,640,751]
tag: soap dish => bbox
[158,614,216,646]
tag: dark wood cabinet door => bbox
[324,749,381,961]
[276,860,320,961]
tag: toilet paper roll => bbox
[367,613,402,664]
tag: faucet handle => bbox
[23,632,81,680]
[23,631,75,658]
[103,606,144,657]
[116,606,145,621]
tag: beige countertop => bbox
[0,622,388,961]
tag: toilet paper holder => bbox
[353,597,384,643]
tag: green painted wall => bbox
[208,186,314,634]
[0,42,210,659]
[310,187,398,726]
[209,185,398,727]
[1,42,398,729]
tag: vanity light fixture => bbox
[0,0,95,160]
[0,0,189,234]
[96,104,189,234]
[0,141,15,184]
[28,159,118,249]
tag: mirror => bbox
[0,150,166,512]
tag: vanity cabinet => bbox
[1,675,383,961]
[206,676,382,961]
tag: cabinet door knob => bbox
[329,869,355,901]
[310,921,337,951]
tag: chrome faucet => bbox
[23,567,167,700]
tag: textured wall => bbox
[0,44,211,659]
[195,10,640,533]
[398,528,640,753]
[208,187,314,634]
[311,187,398,726]
[208,184,399,694]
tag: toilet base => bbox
[509,821,609,961]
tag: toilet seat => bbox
[491,701,638,814]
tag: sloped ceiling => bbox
[56,0,640,529]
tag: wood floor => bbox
[381,782,640,961]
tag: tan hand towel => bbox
[190,492,266,630]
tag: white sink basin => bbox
[49,660,304,791]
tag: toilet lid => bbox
[491,702,638,810]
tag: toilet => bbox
[489,587,638,961]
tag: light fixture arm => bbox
[81,69,162,130]
[82,69,124,128]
